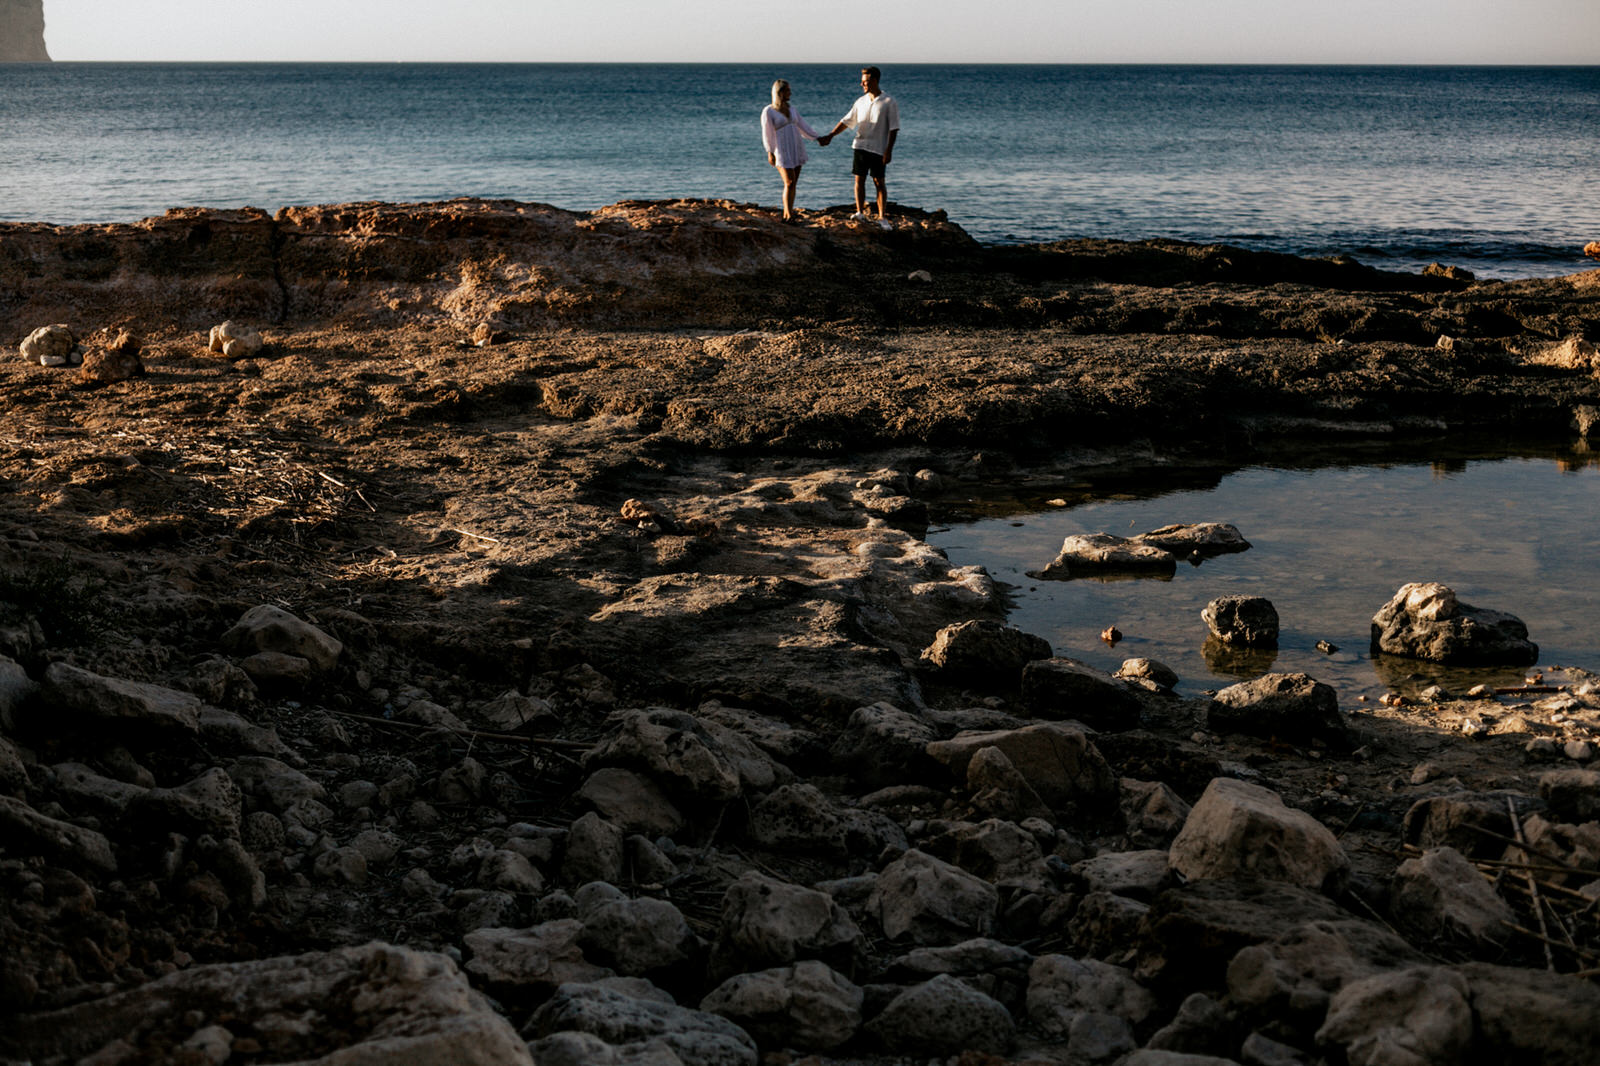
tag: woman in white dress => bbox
[761,79,823,222]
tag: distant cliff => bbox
[0,0,49,61]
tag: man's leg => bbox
[873,176,888,220]
[853,174,867,216]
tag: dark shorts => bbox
[852,149,886,181]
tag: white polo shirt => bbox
[840,91,900,156]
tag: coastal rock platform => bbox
[3,199,1600,1064]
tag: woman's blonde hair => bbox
[771,79,790,108]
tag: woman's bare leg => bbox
[780,166,801,219]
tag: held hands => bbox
[818,134,832,147]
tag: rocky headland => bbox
[0,0,48,61]
[3,199,1600,1065]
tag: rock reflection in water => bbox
[1201,637,1279,682]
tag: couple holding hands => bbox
[761,66,900,224]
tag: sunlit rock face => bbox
[0,0,51,62]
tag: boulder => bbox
[562,812,626,886]
[1071,849,1173,901]
[1120,778,1194,848]
[1538,768,1600,822]
[1369,582,1537,666]
[708,872,863,979]
[73,329,143,387]
[699,960,863,1051]
[209,320,265,358]
[1315,966,1473,1066]
[0,942,532,1065]
[19,324,75,366]
[127,766,243,840]
[1116,657,1181,692]
[1207,672,1354,750]
[1227,919,1430,1031]
[827,701,939,789]
[528,981,757,1066]
[1200,595,1279,648]
[1021,656,1142,731]
[1169,778,1349,894]
[1041,533,1177,578]
[40,661,201,735]
[966,745,1054,823]
[221,605,343,673]
[584,707,744,805]
[927,722,1119,818]
[1455,960,1600,1063]
[869,848,999,945]
[0,655,37,733]
[918,619,1052,684]
[865,973,1014,1056]
[577,767,686,837]
[0,794,117,873]
[1133,522,1252,556]
[1400,790,1531,859]
[1026,954,1158,1037]
[581,897,699,976]
[1389,846,1513,951]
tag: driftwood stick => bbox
[1464,823,1595,873]
[1500,919,1600,963]
[450,527,502,544]
[1509,796,1557,971]
[326,708,590,752]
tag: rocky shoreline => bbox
[3,199,1600,1064]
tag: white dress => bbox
[761,105,821,169]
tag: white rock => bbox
[19,323,74,365]
[1169,777,1349,893]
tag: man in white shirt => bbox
[820,67,900,223]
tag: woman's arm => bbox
[760,107,778,154]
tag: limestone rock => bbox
[1120,778,1194,848]
[1315,966,1473,1066]
[0,793,117,873]
[869,848,998,945]
[582,897,699,976]
[1207,672,1354,749]
[578,767,686,836]
[709,871,863,979]
[1169,778,1349,894]
[18,323,73,365]
[0,0,49,62]
[927,721,1119,818]
[1370,582,1537,666]
[1117,657,1181,692]
[1070,849,1173,901]
[73,329,144,388]
[918,619,1052,684]
[529,981,757,1066]
[0,654,39,734]
[1021,656,1142,731]
[1041,533,1177,578]
[1,942,533,1065]
[699,959,863,1051]
[563,811,626,886]
[1026,953,1158,1037]
[1538,768,1600,822]
[1226,919,1429,1030]
[41,661,201,734]
[1389,846,1513,950]
[209,320,264,358]
[865,973,1014,1056]
[221,605,343,673]
[967,745,1054,823]
[1134,522,1251,556]
[1455,960,1600,1063]
[584,707,744,805]
[827,701,939,789]
[1201,595,1279,648]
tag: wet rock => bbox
[1021,656,1142,731]
[1,942,533,1065]
[927,721,1119,819]
[221,605,342,673]
[869,848,999,945]
[0,794,117,873]
[708,872,864,979]
[40,661,201,735]
[1370,582,1538,666]
[1315,965,1473,1066]
[1169,778,1349,893]
[584,707,744,806]
[1207,672,1353,750]
[1134,522,1252,557]
[699,959,863,1051]
[528,981,757,1066]
[865,973,1014,1056]
[1041,533,1177,578]
[918,619,1052,685]
[1201,595,1279,648]
[578,767,686,836]
[1389,846,1513,951]
[1117,657,1181,692]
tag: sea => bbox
[1,62,1598,278]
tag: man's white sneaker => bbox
[877,219,892,230]
[849,212,868,221]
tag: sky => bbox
[40,0,1600,64]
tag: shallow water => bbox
[929,443,1600,702]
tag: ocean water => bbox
[1,62,1597,278]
